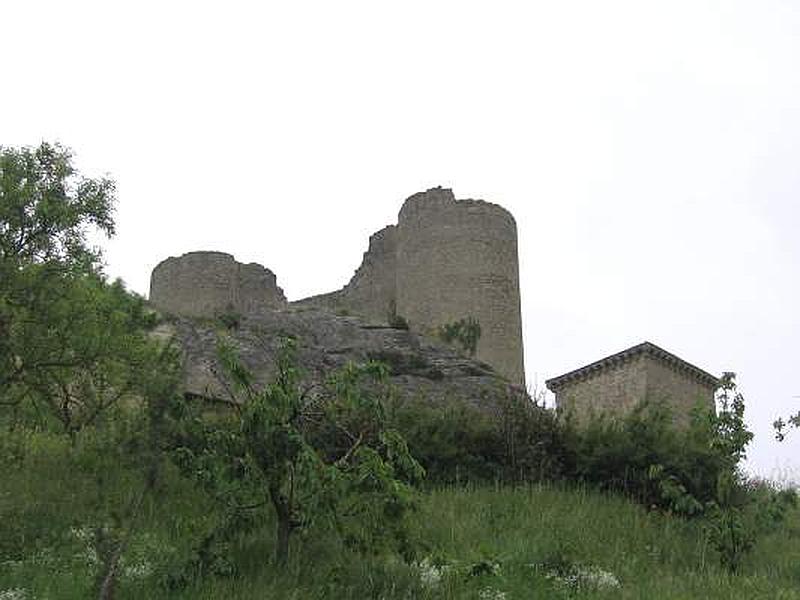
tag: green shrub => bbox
[388,313,409,330]
[388,391,567,485]
[216,310,241,331]
[437,317,481,356]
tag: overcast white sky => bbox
[4,0,799,483]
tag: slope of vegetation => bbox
[2,142,798,599]
[1,436,798,599]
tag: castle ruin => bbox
[150,187,526,385]
[149,187,720,421]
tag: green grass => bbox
[2,433,799,599]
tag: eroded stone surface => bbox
[164,308,520,410]
[292,187,525,385]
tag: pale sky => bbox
[4,0,799,483]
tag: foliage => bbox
[389,390,566,485]
[437,316,481,356]
[6,478,798,599]
[557,373,790,573]
[215,309,241,331]
[388,313,410,330]
[0,141,115,272]
[2,273,162,438]
[0,141,185,598]
[773,410,800,441]
[169,336,424,569]
[0,142,152,439]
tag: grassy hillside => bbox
[2,435,798,599]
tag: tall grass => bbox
[2,431,798,599]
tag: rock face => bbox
[150,251,287,318]
[292,187,525,385]
[148,187,525,406]
[164,308,522,409]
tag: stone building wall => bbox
[150,251,287,318]
[546,342,718,425]
[552,355,649,421]
[395,189,525,385]
[645,357,717,425]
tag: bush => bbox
[558,400,734,516]
[388,313,409,330]
[388,390,567,485]
[437,317,481,356]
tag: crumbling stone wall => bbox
[395,189,525,385]
[150,251,287,318]
[153,188,526,386]
[290,188,526,385]
[289,226,397,321]
[337,225,398,322]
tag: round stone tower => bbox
[149,251,286,318]
[395,188,525,385]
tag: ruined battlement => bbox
[149,188,526,386]
[150,251,287,318]
[395,189,524,385]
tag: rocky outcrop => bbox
[161,306,523,409]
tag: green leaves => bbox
[437,316,481,356]
[174,336,424,567]
[0,142,115,270]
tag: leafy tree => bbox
[0,142,151,436]
[0,141,114,270]
[0,142,181,598]
[172,336,424,569]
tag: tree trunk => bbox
[275,514,292,566]
[97,543,123,600]
[270,482,294,566]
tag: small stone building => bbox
[545,342,718,425]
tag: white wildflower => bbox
[68,526,92,543]
[478,587,507,600]
[0,560,23,571]
[575,565,620,589]
[542,563,620,591]
[416,557,445,589]
[123,560,153,580]
[0,588,29,600]
[469,559,501,577]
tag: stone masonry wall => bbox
[396,189,525,385]
[292,188,526,385]
[552,353,716,425]
[645,358,716,425]
[150,251,287,318]
[338,225,397,322]
[289,226,397,322]
[555,355,649,422]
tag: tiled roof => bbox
[545,341,719,391]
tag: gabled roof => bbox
[545,341,719,391]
